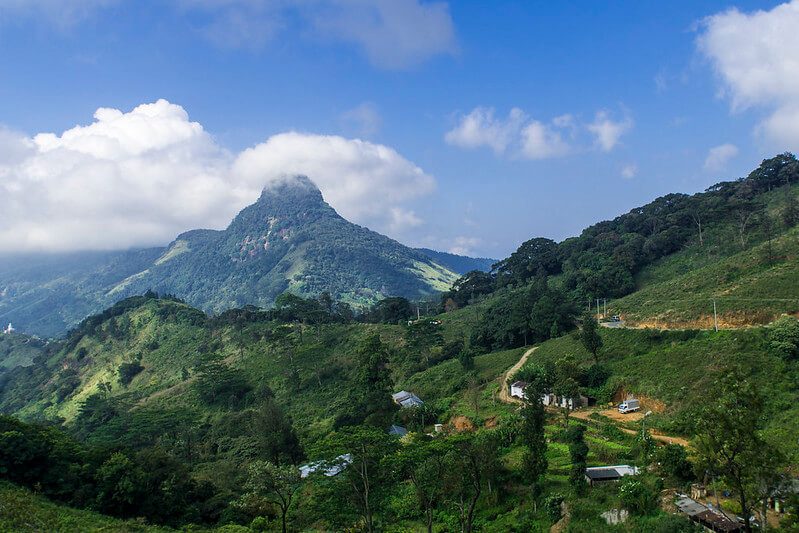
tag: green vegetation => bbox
[445,153,799,328]
[1,156,798,530]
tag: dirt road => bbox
[497,346,538,404]
[570,408,690,447]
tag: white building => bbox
[2,323,13,335]
[299,454,352,478]
[510,381,528,399]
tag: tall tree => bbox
[443,433,502,533]
[520,384,548,506]
[565,424,588,495]
[319,426,398,533]
[695,368,784,533]
[337,334,397,428]
[395,438,450,533]
[579,311,603,363]
[240,461,301,533]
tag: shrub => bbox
[619,478,659,516]
[656,444,693,482]
[544,493,564,522]
[117,362,144,386]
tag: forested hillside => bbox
[444,153,799,330]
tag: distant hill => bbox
[414,248,495,274]
[0,176,470,337]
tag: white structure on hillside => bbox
[392,390,423,408]
[510,381,528,398]
[299,454,352,478]
[2,323,13,335]
[509,381,588,409]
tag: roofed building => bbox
[392,390,423,408]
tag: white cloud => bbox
[703,143,739,172]
[697,1,799,148]
[520,120,570,159]
[233,131,435,231]
[179,0,457,69]
[340,102,382,138]
[0,100,436,253]
[444,107,526,154]
[447,106,631,159]
[620,163,637,179]
[587,110,633,152]
[448,236,480,256]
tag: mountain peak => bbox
[257,175,323,203]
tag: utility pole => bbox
[712,299,718,332]
[596,298,600,319]
[417,305,421,320]
[603,298,607,318]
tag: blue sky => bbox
[1,0,796,258]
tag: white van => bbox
[618,398,640,414]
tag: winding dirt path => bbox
[498,346,538,404]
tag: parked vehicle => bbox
[618,398,640,413]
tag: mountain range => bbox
[0,176,493,337]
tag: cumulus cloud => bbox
[446,107,630,159]
[520,120,570,159]
[179,0,457,69]
[0,100,436,253]
[233,131,435,230]
[587,110,633,152]
[444,107,526,154]
[697,1,799,148]
[703,143,739,172]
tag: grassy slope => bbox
[0,481,170,533]
[612,227,799,327]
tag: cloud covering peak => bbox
[0,100,436,253]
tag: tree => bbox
[520,383,548,505]
[565,424,588,495]
[657,444,693,482]
[443,433,502,533]
[554,357,581,426]
[318,426,398,533]
[493,237,561,286]
[395,438,450,533]
[768,316,799,361]
[458,347,475,371]
[619,477,659,516]
[338,334,397,429]
[579,311,603,363]
[94,452,145,517]
[695,368,784,533]
[117,361,144,386]
[252,400,304,466]
[240,461,302,533]
[370,297,413,324]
